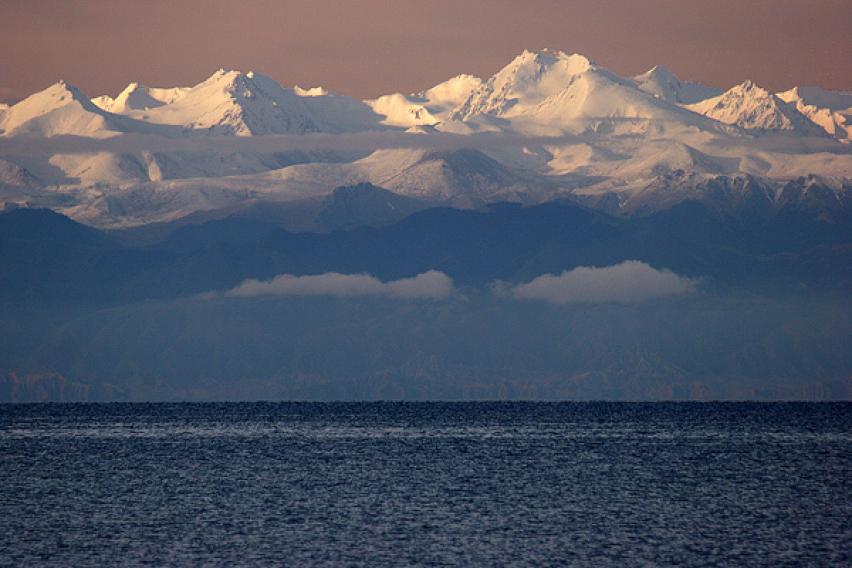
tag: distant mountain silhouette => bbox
[1,198,850,305]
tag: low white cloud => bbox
[385,271,456,299]
[224,270,454,300]
[511,261,696,304]
[0,130,583,157]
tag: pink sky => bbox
[1,0,849,103]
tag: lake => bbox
[1,402,849,566]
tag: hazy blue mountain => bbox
[2,295,849,401]
[2,188,849,402]
[1,195,850,306]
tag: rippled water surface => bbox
[1,402,849,566]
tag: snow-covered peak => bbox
[196,68,263,93]
[0,80,126,137]
[114,68,385,135]
[210,67,236,80]
[94,82,190,114]
[776,86,852,141]
[737,80,762,94]
[633,66,722,104]
[777,86,852,112]
[11,80,91,113]
[194,69,332,106]
[686,80,818,133]
[418,74,483,111]
[120,68,322,135]
[510,49,594,75]
[450,49,596,120]
[442,50,720,136]
[367,93,439,127]
[366,73,483,128]
[190,68,295,101]
[294,85,329,97]
[636,65,677,82]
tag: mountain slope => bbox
[633,66,722,104]
[687,81,820,133]
[1,203,850,401]
[92,82,190,113]
[445,50,722,136]
[450,50,595,121]
[122,69,385,135]
[0,81,129,138]
[125,69,320,135]
[378,148,539,202]
[314,182,433,229]
[2,199,850,305]
[0,51,849,230]
[776,86,852,141]
[367,74,483,127]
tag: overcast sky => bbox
[1,0,849,103]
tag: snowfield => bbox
[0,49,849,228]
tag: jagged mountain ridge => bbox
[1,195,849,306]
[4,49,843,139]
[0,49,849,229]
[776,86,852,142]
[686,81,822,134]
[113,69,387,136]
[441,51,721,137]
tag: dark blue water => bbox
[1,403,849,566]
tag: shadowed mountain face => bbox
[0,198,850,402]
[108,182,435,244]
[1,198,850,305]
[315,183,434,230]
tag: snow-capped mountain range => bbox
[0,49,849,228]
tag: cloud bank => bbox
[0,131,583,157]
[225,270,454,300]
[511,261,696,304]
[219,263,691,304]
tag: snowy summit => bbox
[0,49,849,229]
